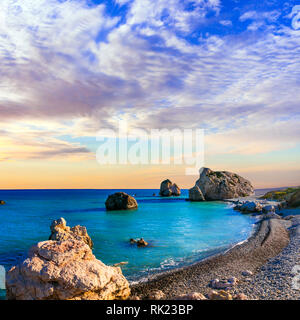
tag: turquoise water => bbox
[0,189,256,299]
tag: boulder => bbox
[262,205,276,213]
[188,185,205,201]
[6,239,130,300]
[210,277,238,289]
[0,200,5,205]
[174,292,207,300]
[239,201,263,213]
[194,168,254,200]
[49,218,93,249]
[234,293,248,300]
[137,238,148,247]
[159,179,181,197]
[241,270,253,277]
[105,192,138,211]
[262,212,281,220]
[208,290,233,300]
[145,290,165,300]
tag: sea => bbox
[0,189,258,299]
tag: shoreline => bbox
[131,216,296,299]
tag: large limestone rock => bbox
[6,239,130,300]
[159,179,181,197]
[49,218,93,249]
[188,185,205,201]
[105,192,138,211]
[194,168,254,200]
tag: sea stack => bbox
[105,192,138,211]
[159,179,181,197]
[189,168,254,201]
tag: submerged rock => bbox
[159,179,181,197]
[6,239,130,300]
[49,218,93,249]
[188,185,205,201]
[0,200,5,205]
[105,192,138,211]
[194,168,254,200]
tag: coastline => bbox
[131,216,297,299]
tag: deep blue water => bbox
[0,189,257,299]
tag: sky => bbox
[0,0,300,189]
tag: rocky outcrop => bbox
[193,168,254,200]
[0,200,5,205]
[234,201,263,213]
[288,190,300,208]
[233,200,282,215]
[49,218,93,249]
[188,185,205,201]
[6,239,130,300]
[105,192,138,211]
[159,179,181,197]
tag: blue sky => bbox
[0,0,300,188]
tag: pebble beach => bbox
[131,216,300,300]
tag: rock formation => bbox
[159,179,181,197]
[191,168,254,200]
[0,200,5,205]
[188,185,205,201]
[159,180,180,197]
[49,218,93,249]
[105,192,138,211]
[6,239,130,300]
[288,190,300,208]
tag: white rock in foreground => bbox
[6,239,130,300]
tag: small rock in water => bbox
[130,238,137,244]
[208,290,233,300]
[137,238,148,247]
[242,270,253,277]
[113,261,128,267]
[0,200,5,205]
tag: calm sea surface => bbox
[0,189,257,299]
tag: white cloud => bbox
[219,20,232,26]
[0,0,299,162]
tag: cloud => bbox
[0,0,299,164]
[219,20,232,26]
